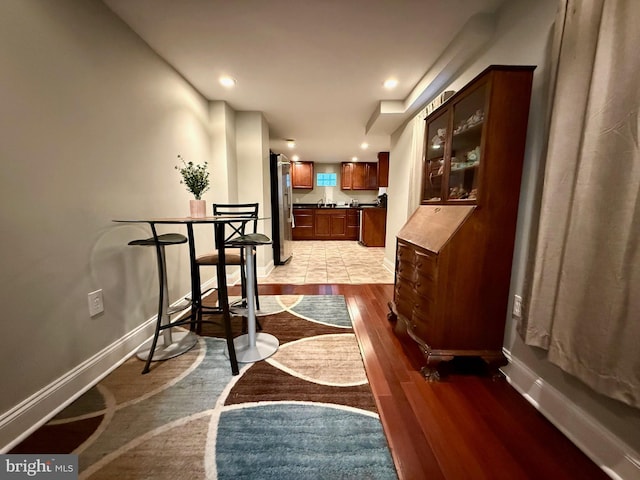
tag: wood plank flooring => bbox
[246,283,608,480]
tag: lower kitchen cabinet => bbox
[346,209,359,240]
[292,208,314,239]
[315,209,346,238]
[293,208,360,240]
[360,208,386,247]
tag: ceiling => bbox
[103,0,503,163]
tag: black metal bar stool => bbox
[196,203,261,315]
[225,232,279,363]
[128,232,197,374]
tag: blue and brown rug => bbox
[12,295,397,479]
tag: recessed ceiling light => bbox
[292,155,300,161]
[383,78,398,89]
[360,142,369,150]
[219,76,236,87]
[352,156,358,162]
[286,139,296,149]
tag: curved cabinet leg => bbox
[480,354,508,381]
[420,365,441,382]
[387,301,397,322]
[421,353,454,382]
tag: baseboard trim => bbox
[382,256,394,274]
[502,351,640,480]
[0,317,155,453]
[0,284,210,453]
[260,259,275,278]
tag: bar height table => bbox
[114,215,278,374]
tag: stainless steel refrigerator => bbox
[269,153,293,264]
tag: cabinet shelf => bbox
[450,162,479,173]
[453,121,483,137]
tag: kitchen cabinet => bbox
[341,163,353,190]
[291,161,314,189]
[377,152,389,188]
[366,163,378,189]
[360,208,386,247]
[346,209,359,240]
[292,208,314,239]
[315,209,346,238]
[341,162,378,190]
[292,207,360,240]
[389,65,535,380]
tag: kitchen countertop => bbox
[293,203,383,209]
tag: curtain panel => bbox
[408,109,427,216]
[522,0,640,408]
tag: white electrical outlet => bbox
[513,294,522,317]
[88,289,104,316]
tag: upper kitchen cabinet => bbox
[291,161,314,189]
[341,162,378,190]
[421,65,534,205]
[377,152,389,188]
[340,162,353,190]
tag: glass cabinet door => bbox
[422,110,448,202]
[448,84,487,201]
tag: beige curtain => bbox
[523,0,640,408]
[407,109,426,216]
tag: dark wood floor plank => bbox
[461,376,609,479]
[430,380,532,478]
[348,296,393,398]
[377,394,446,480]
[249,283,604,479]
[406,380,491,479]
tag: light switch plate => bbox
[513,294,522,317]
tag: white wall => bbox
[385,0,640,475]
[0,0,215,449]
[209,101,237,203]
[386,119,420,263]
[235,111,273,270]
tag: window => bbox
[317,172,337,187]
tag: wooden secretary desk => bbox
[388,65,535,380]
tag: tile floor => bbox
[260,240,394,284]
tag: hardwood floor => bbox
[247,283,608,480]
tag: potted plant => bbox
[175,155,210,217]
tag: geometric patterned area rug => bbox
[11,295,398,479]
